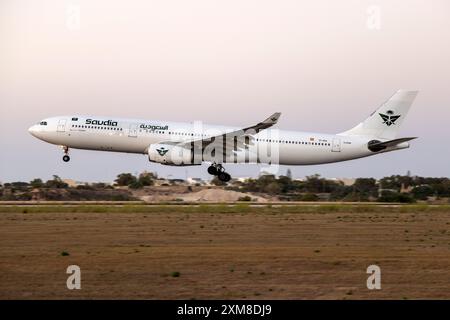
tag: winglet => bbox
[266,112,281,124]
[257,112,281,130]
[241,112,281,132]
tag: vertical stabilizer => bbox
[340,90,418,140]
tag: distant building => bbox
[62,179,112,187]
[187,177,207,185]
[167,178,185,186]
[62,179,85,187]
[235,177,252,183]
[258,171,277,177]
[153,178,170,186]
[400,183,414,194]
[334,178,356,186]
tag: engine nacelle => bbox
[148,144,202,166]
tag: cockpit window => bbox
[72,117,78,121]
[40,121,48,125]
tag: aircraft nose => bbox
[28,125,38,137]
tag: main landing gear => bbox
[207,163,231,182]
[62,146,70,162]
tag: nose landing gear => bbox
[62,146,70,162]
[207,163,231,182]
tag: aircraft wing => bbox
[160,112,281,155]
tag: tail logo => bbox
[379,110,401,126]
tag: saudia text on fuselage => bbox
[85,119,118,126]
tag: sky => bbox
[1,0,449,183]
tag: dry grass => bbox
[0,204,449,299]
[2,204,450,214]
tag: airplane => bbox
[29,90,418,182]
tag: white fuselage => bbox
[28,115,409,166]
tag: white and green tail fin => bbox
[340,90,418,140]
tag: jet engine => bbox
[148,144,202,166]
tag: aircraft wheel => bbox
[63,155,70,162]
[207,166,218,175]
[218,172,231,182]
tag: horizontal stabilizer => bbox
[368,137,417,152]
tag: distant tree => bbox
[45,175,68,188]
[301,193,319,201]
[211,176,226,186]
[257,174,277,193]
[277,175,294,193]
[379,175,414,191]
[378,190,415,203]
[329,184,353,201]
[303,174,339,193]
[265,181,282,195]
[114,173,137,186]
[75,184,94,190]
[91,182,113,189]
[429,178,450,197]
[352,178,378,199]
[129,180,144,189]
[138,172,156,186]
[286,169,292,180]
[10,182,30,190]
[303,174,321,193]
[237,195,252,201]
[353,178,377,191]
[411,185,434,200]
[30,178,44,188]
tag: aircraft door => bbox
[128,124,138,137]
[57,119,67,132]
[331,138,341,152]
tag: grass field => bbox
[1,204,449,299]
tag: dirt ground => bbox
[1,207,449,299]
[132,186,271,202]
